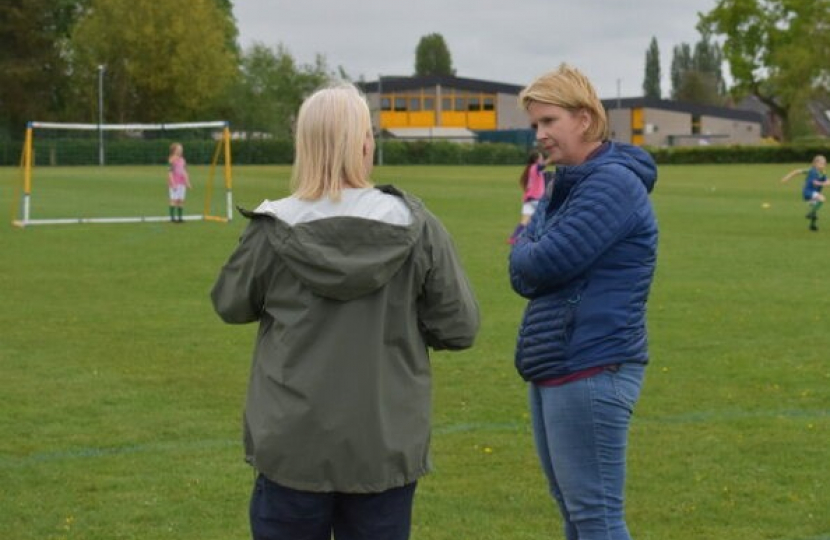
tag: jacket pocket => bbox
[563,279,588,344]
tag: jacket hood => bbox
[560,141,658,193]
[242,186,425,301]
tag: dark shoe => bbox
[810,221,818,231]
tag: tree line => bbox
[0,1,459,143]
[0,0,335,141]
[642,0,829,141]
[1,0,826,142]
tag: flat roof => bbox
[361,76,763,123]
[360,75,523,95]
[602,97,763,123]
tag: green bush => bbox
[6,135,828,167]
[644,143,830,165]
[376,140,525,165]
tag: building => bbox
[361,76,764,147]
[359,75,527,141]
[604,97,763,147]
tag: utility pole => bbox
[98,64,105,166]
[377,75,384,166]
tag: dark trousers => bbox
[250,473,417,540]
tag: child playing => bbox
[781,155,829,231]
[508,151,546,244]
[168,142,192,223]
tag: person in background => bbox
[211,83,480,540]
[167,142,191,223]
[509,64,659,540]
[781,154,828,231]
[508,150,547,244]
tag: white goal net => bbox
[13,121,233,227]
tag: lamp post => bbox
[616,78,622,109]
[377,74,384,166]
[98,64,105,166]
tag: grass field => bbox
[1,162,829,540]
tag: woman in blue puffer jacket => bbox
[510,64,658,540]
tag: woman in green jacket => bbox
[211,83,479,540]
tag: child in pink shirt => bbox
[508,151,546,244]
[168,142,192,223]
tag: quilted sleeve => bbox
[509,166,646,298]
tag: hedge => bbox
[2,137,827,167]
[644,144,830,165]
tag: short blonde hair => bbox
[168,142,182,161]
[518,64,609,142]
[291,83,373,200]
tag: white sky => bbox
[231,0,725,100]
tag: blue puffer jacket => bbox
[509,142,658,382]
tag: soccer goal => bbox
[13,121,233,227]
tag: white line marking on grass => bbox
[3,408,827,467]
[433,422,524,435]
[638,408,830,424]
[772,535,830,540]
[0,439,236,468]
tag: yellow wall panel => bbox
[381,112,409,129]
[631,108,644,145]
[631,108,644,129]
[466,112,496,130]
[440,112,468,127]
[407,112,435,127]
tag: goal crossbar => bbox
[30,121,229,131]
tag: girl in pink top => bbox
[508,151,546,244]
[168,142,192,223]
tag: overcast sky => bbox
[232,0,724,100]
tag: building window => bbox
[394,97,407,111]
[468,97,481,111]
[442,97,452,111]
[483,97,495,111]
[409,97,421,112]
[424,97,435,111]
[381,97,391,111]
[455,96,467,111]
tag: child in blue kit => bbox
[782,155,829,231]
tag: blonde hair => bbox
[291,83,373,200]
[518,64,609,142]
[168,142,182,162]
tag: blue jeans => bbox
[529,363,646,540]
[249,474,417,540]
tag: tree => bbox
[68,0,238,122]
[211,0,240,60]
[670,35,727,105]
[699,0,830,140]
[230,43,333,138]
[414,34,455,77]
[0,0,89,135]
[643,37,662,99]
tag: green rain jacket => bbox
[211,185,479,493]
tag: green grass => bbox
[1,163,829,540]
